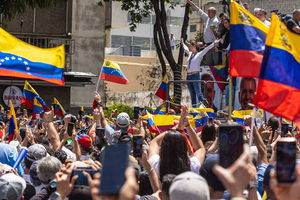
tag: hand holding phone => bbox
[133,136,143,158]
[100,144,130,195]
[219,123,244,168]
[71,168,97,186]
[276,137,296,184]
[67,122,74,137]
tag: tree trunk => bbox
[153,22,167,77]
[172,3,190,105]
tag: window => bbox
[190,24,197,32]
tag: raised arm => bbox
[44,109,61,151]
[187,0,208,21]
[181,38,190,55]
[179,105,206,163]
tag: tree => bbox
[100,0,191,105]
[0,0,59,22]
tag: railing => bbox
[13,34,75,71]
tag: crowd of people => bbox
[0,1,300,200]
[0,90,299,200]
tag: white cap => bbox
[116,112,130,128]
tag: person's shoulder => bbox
[287,19,297,26]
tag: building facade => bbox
[0,0,105,111]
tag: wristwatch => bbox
[49,192,62,200]
[248,181,258,189]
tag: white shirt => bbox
[170,36,176,47]
[183,42,215,73]
[197,10,219,44]
[148,154,201,177]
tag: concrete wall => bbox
[4,0,72,36]
[70,0,106,107]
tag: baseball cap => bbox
[116,112,130,128]
[0,173,26,200]
[199,154,225,191]
[27,144,47,161]
[169,172,210,200]
[77,134,92,148]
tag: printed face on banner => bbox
[200,67,222,112]
[201,73,217,111]
[234,77,258,110]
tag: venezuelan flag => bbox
[146,112,160,135]
[189,107,215,118]
[21,81,39,109]
[53,97,66,117]
[229,1,269,78]
[8,100,18,142]
[36,96,50,112]
[254,14,300,128]
[190,114,209,132]
[100,59,129,85]
[209,56,228,91]
[33,97,44,115]
[155,74,168,100]
[152,114,176,132]
[0,28,65,85]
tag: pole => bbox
[249,107,256,146]
[228,77,233,120]
[95,78,101,92]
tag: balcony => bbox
[13,34,75,72]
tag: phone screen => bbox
[100,144,130,195]
[67,122,74,136]
[72,168,97,186]
[276,138,296,184]
[96,128,106,147]
[133,136,143,158]
[219,123,244,168]
[133,107,140,120]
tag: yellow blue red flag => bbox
[254,14,300,128]
[230,1,269,78]
[155,74,168,100]
[53,98,66,117]
[100,59,129,85]
[8,100,18,142]
[0,28,65,85]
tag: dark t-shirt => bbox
[287,19,300,34]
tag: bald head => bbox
[208,7,217,18]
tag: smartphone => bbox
[37,119,43,129]
[133,107,140,120]
[67,122,74,136]
[281,124,290,137]
[276,137,296,184]
[96,128,106,147]
[100,144,130,195]
[219,123,244,168]
[133,136,143,158]
[72,168,98,186]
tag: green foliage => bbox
[104,103,134,119]
[0,0,59,21]
[98,0,182,32]
[195,31,204,42]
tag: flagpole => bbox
[228,77,233,120]
[95,78,101,92]
[249,107,256,146]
